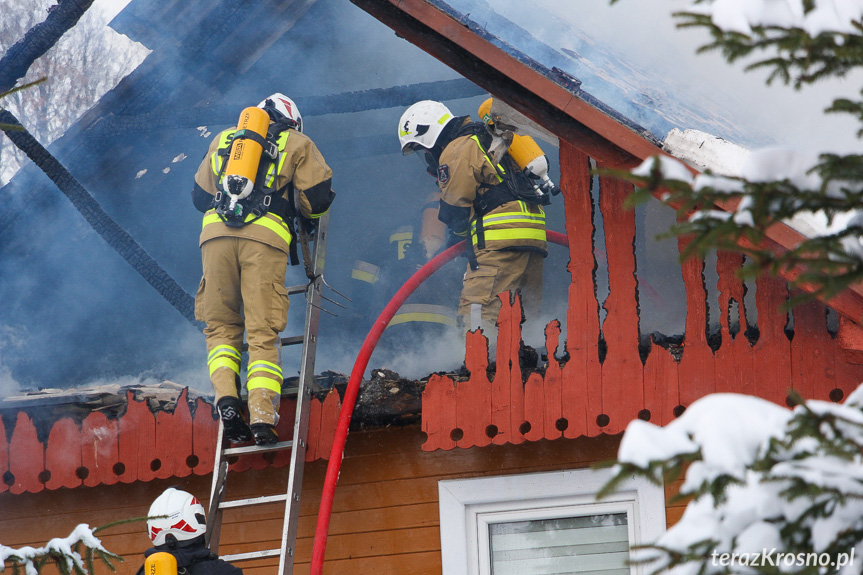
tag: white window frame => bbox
[439,467,666,575]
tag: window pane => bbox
[489,513,629,575]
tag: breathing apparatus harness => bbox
[429,120,550,269]
[212,118,306,267]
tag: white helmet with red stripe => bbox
[257,92,302,132]
[147,488,207,546]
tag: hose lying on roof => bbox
[310,230,569,574]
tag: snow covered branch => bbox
[1,524,121,575]
[601,387,863,575]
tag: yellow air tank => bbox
[222,106,271,206]
[477,98,555,191]
[144,552,177,575]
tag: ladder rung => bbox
[220,549,282,562]
[285,284,307,295]
[280,335,305,346]
[224,440,294,457]
[219,494,288,509]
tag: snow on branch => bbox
[1,524,121,575]
[601,385,863,575]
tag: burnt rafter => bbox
[0,109,199,325]
[0,0,95,93]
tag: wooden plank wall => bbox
[0,426,625,575]
[422,142,863,450]
[0,390,340,495]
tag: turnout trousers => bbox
[458,248,543,331]
[195,236,290,427]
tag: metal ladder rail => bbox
[205,211,330,575]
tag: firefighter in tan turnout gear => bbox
[192,93,334,445]
[398,99,549,331]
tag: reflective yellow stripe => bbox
[208,345,241,363]
[247,376,282,393]
[305,208,328,219]
[471,135,504,182]
[249,215,293,246]
[388,313,457,328]
[472,228,547,245]
[352,269,379,284]
[202,211,293,247]
[249,360,282,378]
[211,131,235,175]
[351,260,380,284]
[389,231,413,243]
[209,356,240,376]
[472,215,546,230]
[272,131,290,185]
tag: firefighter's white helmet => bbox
[258,93,302,132]
[147,488,207,546]
[398,100,454,155]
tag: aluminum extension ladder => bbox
[205,209,331,575]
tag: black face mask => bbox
[423,151,439,178]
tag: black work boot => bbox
[251,423,279,446]
[217,396,252,443]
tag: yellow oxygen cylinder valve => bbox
[145,552,177,575]
[478,97,559,196]
[222,106,271,210]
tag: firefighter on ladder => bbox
[192,93,334,445]
[397,99,548,333]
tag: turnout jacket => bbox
[193,124,334,255]
[437,130,547,255]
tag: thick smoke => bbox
[0,0,777,397]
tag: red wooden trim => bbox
[0,413,8,494]
[791,299,836,401]
[494,293,525,445]
[541,320,563,440]
[560,142,598,438]
[838,317,863,364]
[154,388,194,480]
[8,412,43,494]
[421,374,457,450]
[306,395,323,462]
[753,274,792,405]
[315,390,340,461]
[270,397,297,466]
[45,418,82,490]
[118,391,155,483]
[598,175,643,434]
[457,330,492,448]
[714,252,754,395]
[642,342,679,426]
[523,372,545,442]
[192,397,217,476]
[81,411,120,487]
[677,235,715,407]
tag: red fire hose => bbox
[309,231,568,574]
